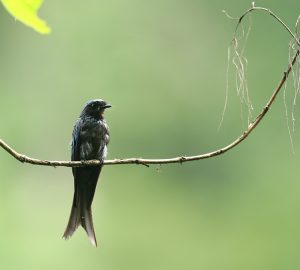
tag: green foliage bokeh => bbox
[0,1,300,270]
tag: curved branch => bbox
[1,5,299,168]
[1,49,299,167]
[237,5,300,46]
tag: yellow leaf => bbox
[1,0,51,34]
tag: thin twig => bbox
[1,5,299,168]
[236,5,300,46]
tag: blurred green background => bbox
[1,1,300,269]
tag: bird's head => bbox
[80,99,111,119]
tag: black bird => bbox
[63,99,111,246]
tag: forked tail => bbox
[63,192,97,247]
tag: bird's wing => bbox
[71,118,82,161]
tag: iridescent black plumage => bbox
[63,99,111,246]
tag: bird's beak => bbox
[103,104,112,109]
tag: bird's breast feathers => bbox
[78,118,109,160]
